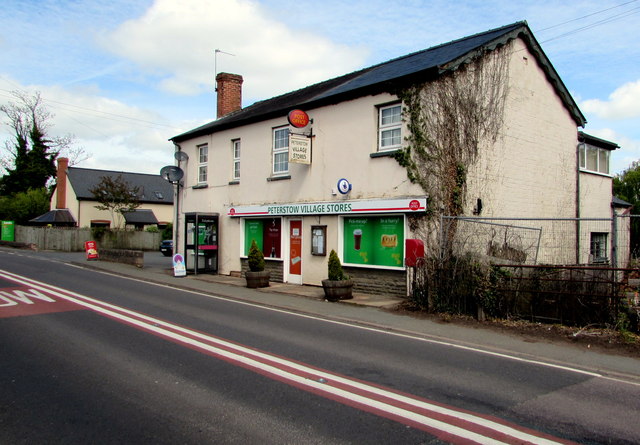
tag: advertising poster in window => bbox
[343,216,404,267]
[244,220,264,255]
[244,218,282,257]
[265,219,281,258]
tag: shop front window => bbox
[244,218,282,258]
[343,216,404,267]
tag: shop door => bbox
[288,219,303,284]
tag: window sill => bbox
[267,175,291,182]
[192,183,208,189]
[579,168,612,178]
[370,149,400,158]
[228,180,240,185]
[241,256,283,262]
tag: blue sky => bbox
[1,0,639,175]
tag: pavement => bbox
[9,248,640,382]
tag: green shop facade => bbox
[228,196,426,296]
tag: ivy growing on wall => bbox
[393,44,511,246]
[393,43,512,311]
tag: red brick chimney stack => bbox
[56,157,69,209]
[216,72,243,118]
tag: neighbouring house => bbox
[577,131,622,264]
[40,158,174,230]
[169,21,621,296]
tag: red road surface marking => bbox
[0,285,83,318]
[0,269,577,444]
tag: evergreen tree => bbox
[614,161,640,254]
[0,91,82,195]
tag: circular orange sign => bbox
[287,109,310,128]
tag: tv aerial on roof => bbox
[160,165,184,184]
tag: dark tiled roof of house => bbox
[171,21,585,142]
[66,167,174,204]
[123,209,159,224]
[29,209,76,225]
[612,196,632,207]
[578,131,620,150]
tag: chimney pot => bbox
[216,72,243,118]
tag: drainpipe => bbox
[576,142,583,264]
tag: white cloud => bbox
[0,78,176,174]
[100,0,368,102]
[580,79,640,120]
[584,127,640,174]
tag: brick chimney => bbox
[216,72,243,118]
[55,157,69,209]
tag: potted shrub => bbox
[245,240,270,288]
[322,250,354,301]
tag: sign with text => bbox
[289,133,311,164]
[173,254,186,277]
[228,197,427,217]
[84,240,99,260]
[287,109,310,128]
[344,216,404,268]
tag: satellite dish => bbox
[160,165,184,183]
[174,151,189,162]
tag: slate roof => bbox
[578,131,620,151]
[612,196,632,208]
[29,209,76,226]
[123,209,159,224]
[66,167,174,205]
[171,21,585,143]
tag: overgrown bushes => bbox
[409,253,631,330]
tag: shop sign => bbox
[289,133,311,164]
[227,197,426,217]
[287,109,310,128]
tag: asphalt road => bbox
[1,250,639,444]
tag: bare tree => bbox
[394,45,511,311]
[0,91,88,186]
[395,44,511,252]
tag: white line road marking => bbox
[0,269,577,444]
[0,251,622,381]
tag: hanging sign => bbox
[289,133,311,164]
[287,109,310,128]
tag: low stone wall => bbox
[98,248,144,268]
[240,258,284,282]
[344,267,407,297]
[0,240,36,250]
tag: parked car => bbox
[160,240,173,257]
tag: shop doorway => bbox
[287,219,303,284]
[184,213,218,274]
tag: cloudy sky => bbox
[1,0,639,175]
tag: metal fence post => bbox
[611,215,618,269]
